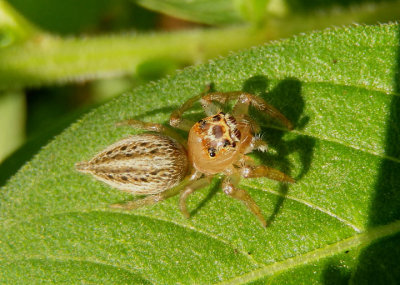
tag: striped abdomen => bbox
[76,133,189,195]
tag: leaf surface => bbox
[1,23,400,283]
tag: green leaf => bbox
[4,0,400,91]
[135,0,247,25]
[0,90,25,162]
[135,0,400,26]
[0,0,39,46]
[1,23,400,283]
[6,0,141,35]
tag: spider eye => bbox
[223,140,230,147]
[208,147,216,157]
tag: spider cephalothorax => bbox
[195,112,241,155]
[187,112,252,175]
[76,88,295,227]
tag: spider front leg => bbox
[202,91,293,130]
[222,173,267,227]
[116,119,186,146]
[169,86,212,131]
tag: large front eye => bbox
[208,147,216,157]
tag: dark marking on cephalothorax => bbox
[212,125,224,139]
[212,114,221,122]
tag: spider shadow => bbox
[242,75,315,226]
[189,178,222,217]
[333,23,400,284]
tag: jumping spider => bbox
[76,88,295,227]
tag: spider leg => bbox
[110,177,191,210]
[202,91,293,130]
[110,174,198,210]
[252,138,268,152]
[116,119,186,146]
[240,157,295,183]
[179,176,212,218]
[116,119,165,132]
[222,173,267,227]
[170,85,211,131]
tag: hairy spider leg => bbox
[252,138,269,153]
[179,175,212,218]
[110,177,192,210]
[242,163,295,183]
[201,91,293,130]
[116,119,187,147]
[222,173,267,227]
[240,155,295,183]
[169,86,212,131]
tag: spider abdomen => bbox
[76,133,188,194]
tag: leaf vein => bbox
[2,256,153,284]
[0,209,262,266]
[248,185,362,232]
[268,125,400,164]
[217,220,400,284]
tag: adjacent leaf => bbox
[135,0,248,25]
[134,0,400,26]
[0,0,39,46]
[6,0,137,35]
[1,23,400,283]
[0,90,25,162]
[4,0,400,91]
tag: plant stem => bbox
[0,26,267,90]
[1,1,400,90]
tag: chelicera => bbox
[76,88,295,227]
